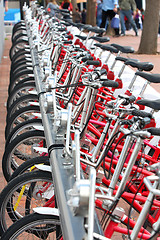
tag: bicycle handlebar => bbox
[132,109,152,119]
[146,127,160,136]
[102,80,119,88]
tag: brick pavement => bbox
[0,36,11,191]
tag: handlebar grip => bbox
[98,68,107,75]
[63,40,72,44]
[132,109,152,118]
[128,95,136,104]
[86,60,101,66]
[147,127,160,136]
[102,80,119,88]
[81,55,93,62]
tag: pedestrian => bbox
[60,0,73,12]
[46,0,59,16]
[73,7,82,23]
[4,0,8,12]
[140,8,145,24]
[96,0,102,27]
[135,8,142,29]
[81,8,86,24]
[99,0,119,37]
[118,0,138,36]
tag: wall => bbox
[0,0,4,63]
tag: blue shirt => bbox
[102,0,118,11]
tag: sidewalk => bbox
[0,36,11,191]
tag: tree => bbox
[137,0,160,54]
[86,0,96,26]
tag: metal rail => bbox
[24,13,103,240]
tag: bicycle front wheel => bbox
[1,213,61,240]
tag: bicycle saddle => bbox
[89,36,110,43]
[87,26,106,34]
[60,21,71,27]
[125,61,154,71]
[76,23,85,29]
[93,44,118,53]
[65,19,77,26]
[82,24,92,30]
[135,72,160,82]
[111,44,134,53]
[115,57,139,63]
[75,35,87,41]
[136,99,160,110]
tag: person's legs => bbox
[100,10,107,28]
[125,10,138,35]
[119,10,126,35]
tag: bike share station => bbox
[1,1,160,239]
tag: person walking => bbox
[46,0,59,16]
[81,8,86,24]
[118,0,138,36]
[99,0,119,36]
[73,7,82,23]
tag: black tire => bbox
[9,74,34,94]
[0,171,54,236]
[11,50,31,66]
[10,69,33,85]
[10,155,49,181]
[11,57,32,72]
[2,130,45,181]
[12,21,25,36]
[5,105,40,138]
[6,94,38,121]
[10,63,33,79]
[12,32,27,44]
[1,213,61,240]
[7,81,36,109]
[5,118,43,146]
[9,39,29,60]
[8,76,35,95]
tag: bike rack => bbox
[24,7,104,240]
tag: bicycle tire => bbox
[10,63,33,79]
[11,50,31,65]
[10,155,49,181]
[9,40,29,60]
[10,69,34,84]
[1,213,60,240]
[6,94,38,121]
[7,81,36,109]
[12,32,27,44]
[9,74,35,94]
[0,171,54,236]
[11,57,32,72]
[5,118,43,146]
[8,76,35,95]
[2,130,45,181]
[5,105,40,139]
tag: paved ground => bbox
[0,36,11,191]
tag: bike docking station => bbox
[23,4,104,240]
[2,1,160,239]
